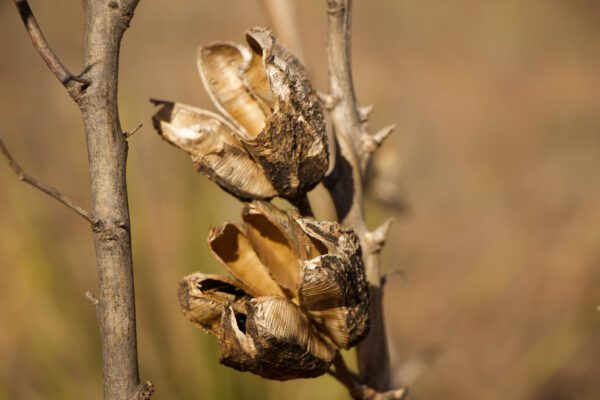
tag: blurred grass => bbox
[1,0,600,399]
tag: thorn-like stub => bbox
[364,218,393,256]
[131,381,155,400]
[85,290,99,306]
[358,104,373,122]
[317,91,340,110]
[361,125,395,156]
[124,124,143,139]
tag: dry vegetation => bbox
[0,0,599,399]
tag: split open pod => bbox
[152,27,328,201]
[178,202,370,380]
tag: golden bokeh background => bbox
[1,1,599,399]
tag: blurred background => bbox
[1,0,599,399]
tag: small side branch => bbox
[0,137,95,224]
[329,353,409,400]
[131,381,155,400]
[12,0,88,94]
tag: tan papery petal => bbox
[209,223,285,298]
[220,296,335,380]
[178,272,251,336]
[197,43,272,137]
[152,100,277,200]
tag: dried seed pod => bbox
[152,100,276,200]
[153,27,328,201]
[179,202,370,380]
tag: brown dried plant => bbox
[153,4,407,396]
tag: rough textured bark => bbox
[80,2,142,398]
[323,0,397,394]
[9,1,147,399]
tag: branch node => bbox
[358,104,373,123]
[12,0,83,100]
[131,381,155,400]
[327,0,345,15]
[329,352,409,400]
[317,91,340,110]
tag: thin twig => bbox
[12,0,87,91]
[85,290,100,307]
[0,137,95,224]
[124,124,143,139]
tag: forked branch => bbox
[12,0,88,97]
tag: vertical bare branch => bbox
[323,0,395,393]
[79,1,143,398]
[11,0,148,399]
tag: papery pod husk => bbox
[240,201,314,299]
[152,100,277,200]
[243,27,328,198]
[178,272,252,336]
[208,222,287,298]
[198,28,328,199]
[299,254,370,349]
[219,296,335,380]
[197,42,272,137]
[295,219,371,349]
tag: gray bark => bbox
[9,1,147,399]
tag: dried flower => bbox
[178,201,370,380]
[152,27,328,200]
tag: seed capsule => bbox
[178,202,370,380]
[153,27,328,201]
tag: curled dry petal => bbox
[241,201,310,299]
[208,223,285,298]
[197,43,272,137]
[220,297,335,380]
[178,273,251,335]
[152,100,276,200]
